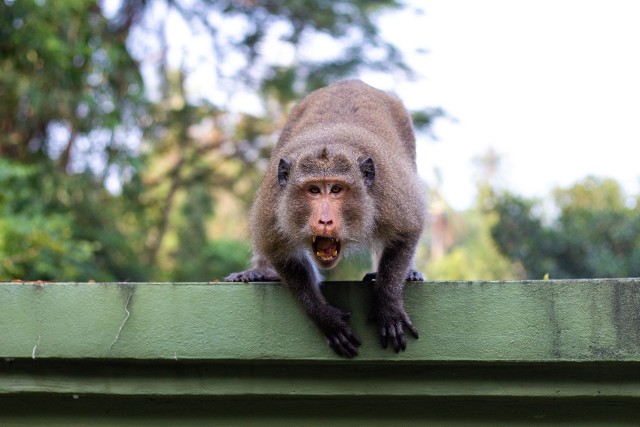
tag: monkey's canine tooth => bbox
[312,236,317,243]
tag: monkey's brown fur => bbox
[226,80,427,357]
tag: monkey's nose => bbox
[319,218,333,225]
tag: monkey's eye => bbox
[308,185,321,194]
[330,185,342,194]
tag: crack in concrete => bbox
[110,290,133,350]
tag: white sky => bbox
[122,0,640,210]
[367,0,640,210]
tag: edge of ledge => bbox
[1,279,639,362]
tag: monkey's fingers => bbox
[405,320,419,339]
[378,318,419,352]
[327,331,361,358]
[396,322,407,352]
[401,312,419,339]
[223,272,243,282]
[379,325,388,349]
[380,322,407,353]
[406,269,425,281]
[224,268,281,282]
[364,270,425,283]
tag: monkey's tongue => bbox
[313,236,339,262]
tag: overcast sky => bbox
[131,0,640,210]
[367,0,640,210]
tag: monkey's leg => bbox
[224,268,280,282]
[224,255,281,282]
[275,257,361,358]
[368,239,420,353]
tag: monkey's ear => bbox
[278,158,291,188]
[359,157,375,187]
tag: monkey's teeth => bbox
[316,251,336,261]
[313,236,339,262]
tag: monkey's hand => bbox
[224,268,281,282]
[362,269,425,282]
[312,305,361,358]
[369,302,419,353]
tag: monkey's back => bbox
[275,80,417,165]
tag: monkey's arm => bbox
[368,237,421,352]
[274,256,361,358]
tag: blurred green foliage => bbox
[424,157,521,281]
[0,159,95,279]
[1,0,143,165]
[491,177,640,279]
[423,153,640,281]
[426,207,520,281]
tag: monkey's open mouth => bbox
[312,235,341,265]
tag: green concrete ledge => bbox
[2,279,640,425]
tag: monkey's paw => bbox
[224,268,280,282]
[405,269,425,281]
[362,269,425,282]
[369,304,419,353]
[315,305,361,358]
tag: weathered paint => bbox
[1,279,640,425]
[1,279,640,361]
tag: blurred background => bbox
[1,0,639,282]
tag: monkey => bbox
[225,80,427,357]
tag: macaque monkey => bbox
[226,80,426,357]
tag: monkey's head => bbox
[275,145,376,269]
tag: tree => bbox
[425,151,520,281]
[0,159,94,280]
[491,177,640,279]
[1,0,149,281]
[0,0,144,171]
[490,193,558,279]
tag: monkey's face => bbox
[305,179,346,268]
[276,147,376,269]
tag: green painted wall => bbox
[2,279,640,361]
[1,279,640,424]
